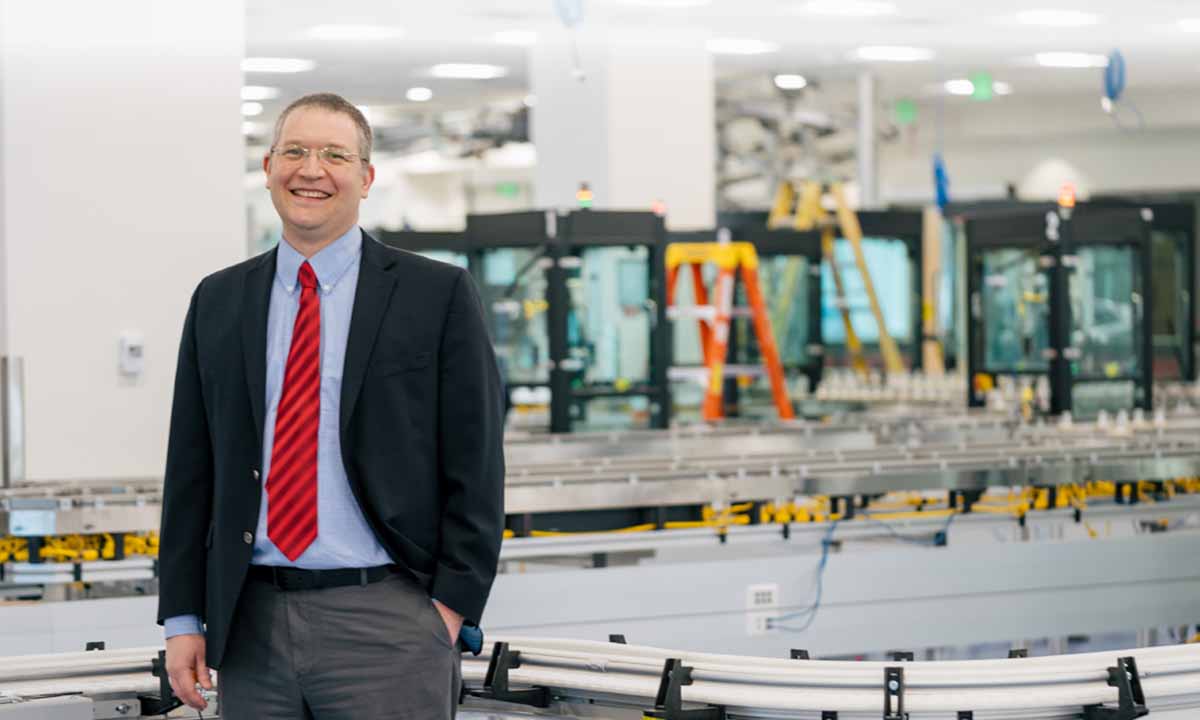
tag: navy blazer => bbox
[156,234,506,669]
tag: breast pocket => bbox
[374,350,433,378]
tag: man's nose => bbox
[299,151,325,178]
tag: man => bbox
[157,92,505,719]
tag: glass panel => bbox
[820,237,913,345]
[568,246,652,385]
[415,250,468,269]
[1069,245,1141,379]
[478,248,549,384]
[1150,231,1188,379]
[1072,381,1136,418]
[979,248,1050,372]
[758,255,812,366]
[571,396,653,432]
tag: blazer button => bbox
[252,469,260,481]
[243,531,253,545]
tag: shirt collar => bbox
[276,226,363,294]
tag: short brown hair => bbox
[270,92,373,161]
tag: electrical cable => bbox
[768,512,957,634]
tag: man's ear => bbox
[362,162,376,199]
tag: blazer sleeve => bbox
[430,269,506,623]
[156,285,215,625]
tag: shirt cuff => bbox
[164,614,205,639]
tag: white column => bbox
[856,71,879,209]
[530,30,715,229]
[0,0,246,481]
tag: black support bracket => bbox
[883,666,908,720]
[1082,656,1149,720]
[609,634,628,644]
[138,650,184,718]
[474,642,551,708]
[644,658,725,720]
[1008,648,1029,659]
[790,649,810,660]
[822,712,838,720]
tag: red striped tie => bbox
[266,261,320,561]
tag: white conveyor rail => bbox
[462,637,1200,718]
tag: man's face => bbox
[264,107,375,242]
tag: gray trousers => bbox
[218,571,461,719]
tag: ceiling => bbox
[244,0,1200,135]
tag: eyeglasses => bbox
[270,144,366,168]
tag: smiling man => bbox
[157,93,505,719]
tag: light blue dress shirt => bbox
[165,226,392,639]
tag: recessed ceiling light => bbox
[242,57,316,73]
[430,63,508,79]
[616,0,712,7]
[1035,51,1109,68]
[800,0,896,17]
[493,30,538,46]
[944,79,975,96]
[241,86,279,101]
[241,102,264,117]
[774,74,809,90]
[306,24,405,41]
[406,87,433,102]
[1180,18,1200,32]
[242,121,261,135]
[854,46,934,62]
[993,81,1013,95]
[707,38,779,55]
[1016,9,1099,27]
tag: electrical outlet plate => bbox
[746,583,780,636]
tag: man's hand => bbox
[432,599,463,647]
[165,633,212,711]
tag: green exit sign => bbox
[495,182,521,198]
[970,72,993,101]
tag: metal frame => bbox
[963,204,1154,415]
[719,209,925,372]
[378,210,671,434]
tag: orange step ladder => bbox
[666,241,795,421]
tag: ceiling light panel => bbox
[306,24,405,41]
[854,46,934,62]
[1180,18,1200,32]
[707,38,779,55]
[800,0,896,17]
[1035,51,1109,68]
[406,87,434,102]
[241,86,279,101]
[774,74,808,90]
[1016,9,1100,27]
[430,63,509,79]
[241,102,264,116]
[242,57,316,73]
[616,0,712,7]
[944,79,974,96]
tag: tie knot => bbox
[297,262,318,290]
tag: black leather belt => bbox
[248,564,399,592]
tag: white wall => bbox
[531,32,716,229]
[0,1,246,481]
[879,89,1200,204]
[607,36,715,229]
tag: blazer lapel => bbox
[341,235,397,432]
[242,248,276,450]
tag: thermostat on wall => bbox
[119,331,145,377]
